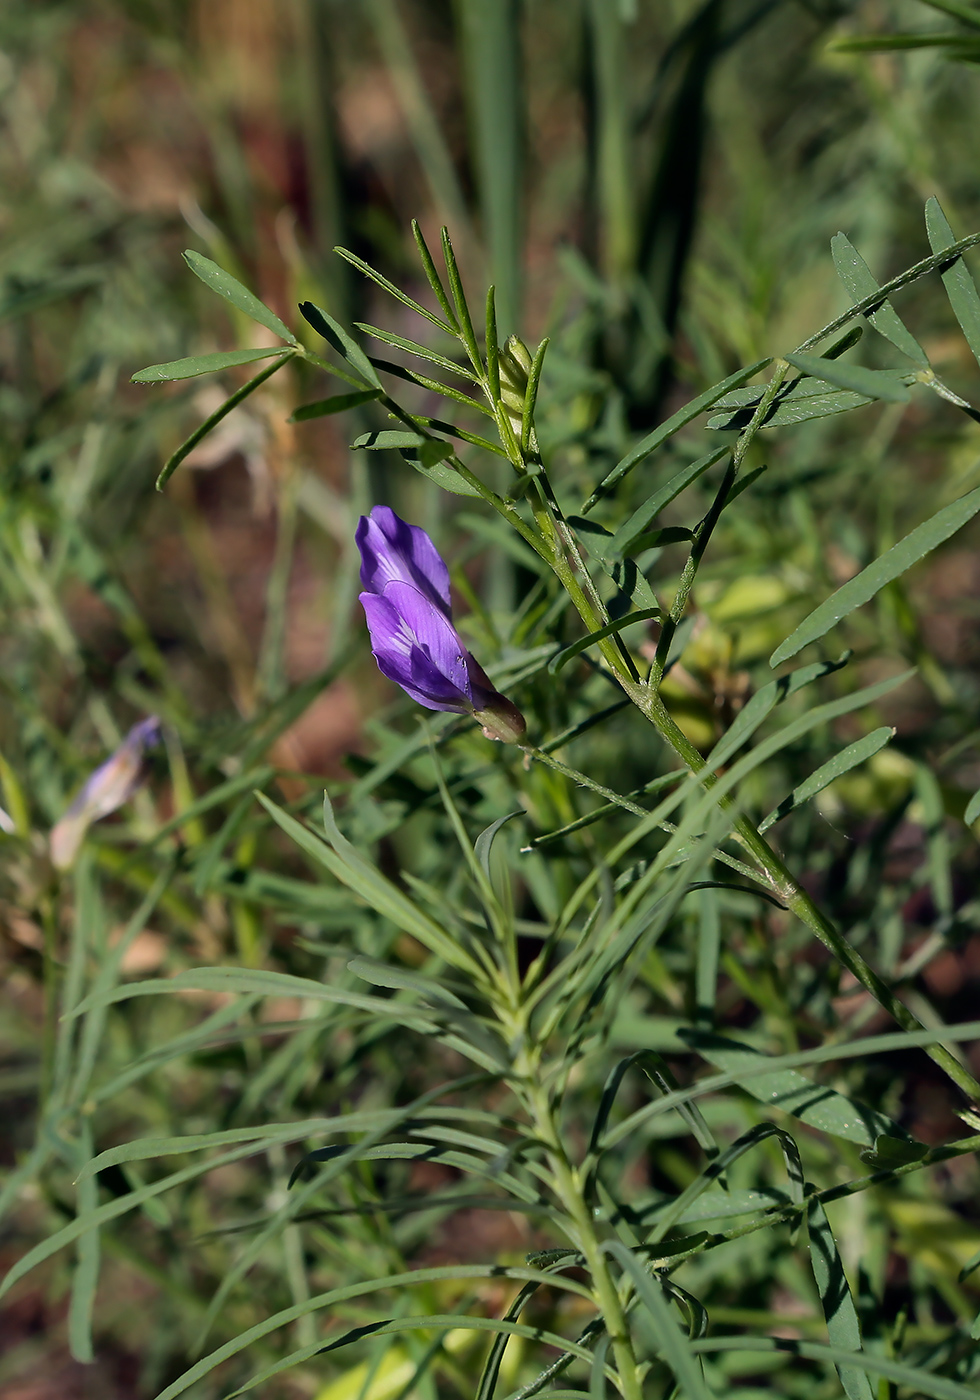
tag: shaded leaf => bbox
[290,389,383,422]
[300,300,383,388]
[677,1030,904,1146]
[783,352,910,403]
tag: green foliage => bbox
[4,3,980,1399]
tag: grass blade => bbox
[457,0,523,330]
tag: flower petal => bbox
[356,506,452,616]
[50,716,161,870]
[360,591,471,711]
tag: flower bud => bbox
[50,717,161,870]
[472,693,527,745]
[498,334,534,441]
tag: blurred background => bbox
[3,1,980,1396]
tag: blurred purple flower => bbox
[356,506,526,743]
[50,717,162,870]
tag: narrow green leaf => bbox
[335,245,454,332]
[771,484,980,665]
[641,1123,805,1248]
[289,389,382,422]
[261,792,486,978]
[708,381,872,431]
[401,447,486,498]
[590,1051,717,1164]
[606,1241,714,1400]
[797,227,980,354]
[372,358,494,418]
[183,250,297,343]
[299,300,383,388]
[474,811,522,879]
[807,1199,875,1400]
[925,196,980,371]
[691,1337,980,1400]
[152,1267,597,1400]
[67,1122,99,1364]
[582,359,771,511]
[414,413,507,455]
[548,608,662,674]
[347,955,468,1009]
[522,338,549,454]
[352,430,431,452]
[830,234,929,366]
[783,352,910,403]
[965,785,980,827]
[67,966,437,1031]
[477,1279,543,1400]
[132,346,290,384]
[677,1030,905,1147]
[441,228,483,377]
[706,654,851,773]
[916,0,980,31]
[412,220,459,330]
[486,286,501,402]
[603,1021,980,1153]
[607,447,729,557]
[79,1115,376,1178]
[354,322,472,379]
[0,1139,302,1303]
[154,358,292,490]
[759,727,895,832]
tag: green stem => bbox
[40,894,59,1105]
[525,1077,641,1400]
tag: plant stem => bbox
[525,1078,641,1400]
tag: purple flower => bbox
[50,717,162,869]
[356,506,526,743]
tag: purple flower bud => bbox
[356,506,526,743]
[50,717,162,870]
